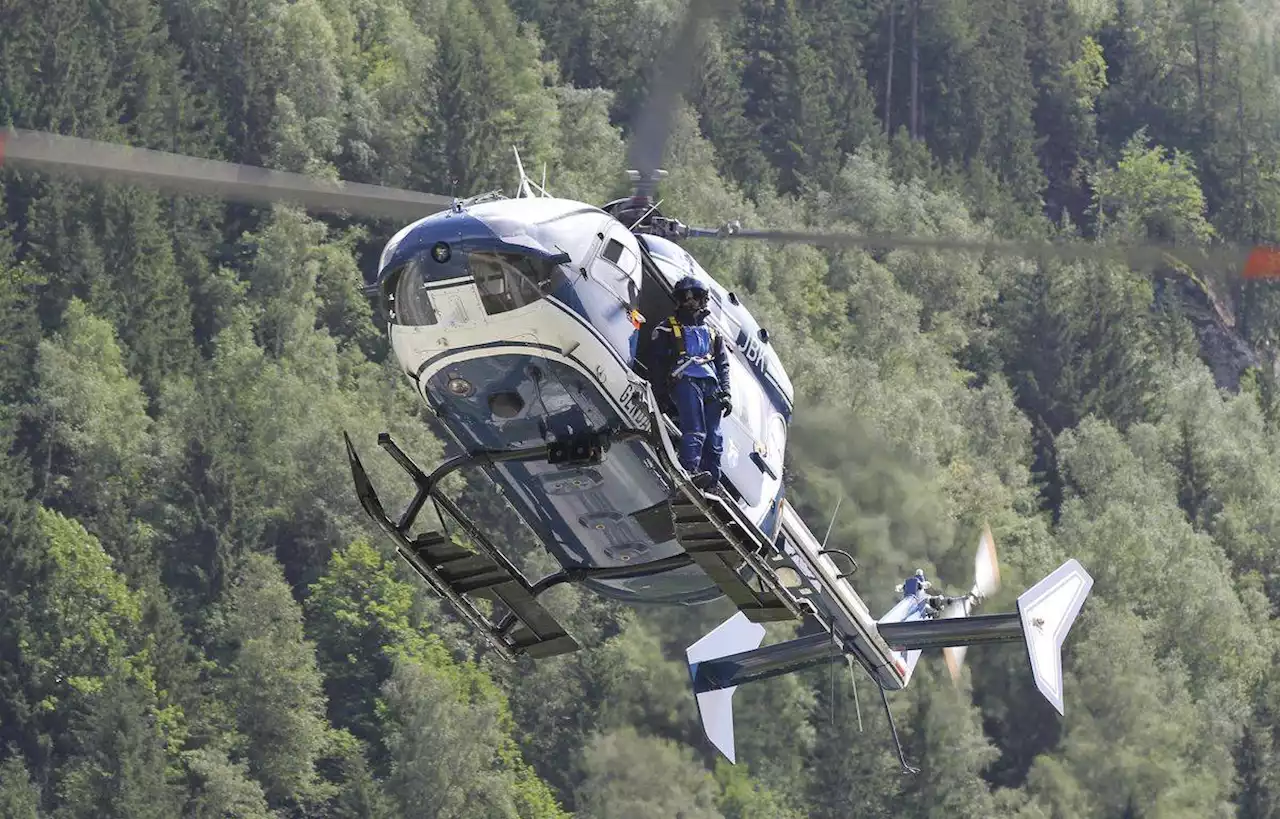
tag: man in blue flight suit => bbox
[896,569,931,599]
[897,569,954,618]
[650,276,732,491]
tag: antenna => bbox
[541,164,548,197]
[820,493,843,550]
[512,146,533,198]
[629,199,664,231]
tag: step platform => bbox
[669,491,801,623]
[643,408,808,625]
[344,432,579,662]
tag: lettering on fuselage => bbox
[739,331,766,368]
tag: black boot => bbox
[690,471,715,490]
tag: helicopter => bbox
[21,0,1268,768]
[0,129,1096,773]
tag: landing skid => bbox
[343,389,812,661]
[344,431,584,661]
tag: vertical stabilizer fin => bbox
[685,613,767,763]
[1016,559,1094,715]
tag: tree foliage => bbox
[4,0,1280,814]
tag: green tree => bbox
[306,538,423,763]
[413,0,557,196]
[1090,129,1215,246]
[713,760,805,819]
[0,228,42,408]
[381,655,569,819]
[179,747,273,819]
[53,674,184,819]
[32,299,155,568]
[574,727,723,819]
[0,754,43,819]
[214,552,333,809]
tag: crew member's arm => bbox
[713,333,733,417]
[714,333,731,395]
[649,323,675,382]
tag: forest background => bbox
[3,0,1280,816]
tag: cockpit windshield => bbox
[470,251,549,315]
[381,247,559,327]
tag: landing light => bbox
[446,376,474,397]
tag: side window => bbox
[597,235,638,275]
[590,229,641,306]
[383,262,438,326]
[714,306,740,346]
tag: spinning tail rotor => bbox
[940,523,1002,681]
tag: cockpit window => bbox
[385,262,438,326]
[470,251,548,315]
[382,248,559,326]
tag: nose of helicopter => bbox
[373,205,578,335]
[375,209,496,287]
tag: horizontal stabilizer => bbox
[685,613,767,763]
[1016,558,1093,715]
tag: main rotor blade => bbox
[697,226,1267,276]
[0,129,453,222]
[626,0,735,196]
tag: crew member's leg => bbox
[698,379,725,483]
[672,378,706,475]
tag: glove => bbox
[716,390,732,417]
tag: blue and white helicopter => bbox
[0,0,1095,771]
[1,126,1095,771]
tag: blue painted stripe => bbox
[544,295,634,372]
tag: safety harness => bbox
[668,316,718,379]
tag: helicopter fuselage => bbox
[373,196,796,605]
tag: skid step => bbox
[668,494,799,623]
[344,432,580,662]
[636,393,807,625]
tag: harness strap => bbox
[667,317,719,379]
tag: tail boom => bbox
[683,559,1094,764]
[878,612,1023,650]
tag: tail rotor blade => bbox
[942,645,968,682]
[938,524,997,686]
[972,523,1001,599]
[939,597,971,620]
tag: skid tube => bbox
[343,427,694,661]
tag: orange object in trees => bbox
[1243,246,1280,279]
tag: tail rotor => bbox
[941,523,1001,682]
